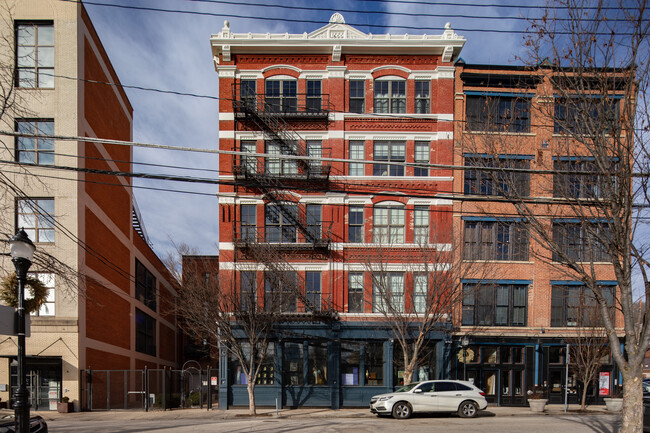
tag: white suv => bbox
[370,380,488,419]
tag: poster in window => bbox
[599,372,610,396]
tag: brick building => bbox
[0,0,180,411]
[452,61,623,406]
[212,14,464,408]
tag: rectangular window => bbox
[551,285,615,327]
[552,222,610,262]
[553,160,611,199]
[373,272,404,313]
[240,140,257,173]
[30,273,54,316]
[240,271,256,311]
[413,273,427,314]
[466,95,531,132]
[265,79,297,112]
[135,308,156,356]
[239,79,256,107]
[340,343,361,385]
[265,271,297,312]
[240,204,256,241]
[462,284,528,327]
[230,343,275,385]
[284,342,304,386]
[554,98,618,134]
[305,271,321,311]
[414,206,429,244]
[348,205,364,243]
[136,259,157,311]
[265,204,297,243]
[349,80,365,113]
[16,22,54,88]
[308,342,328,385]
[16,198,54,243]
[348,272,364,313]
[373,140,405,176]
[415,81,430,114]
[265,140,297,175]
[464,157,530,197]
[306,204,322,241]
[463,220,529,261]
[374,80,406,113]
[414,141,429,176]
[307,140,322,168]
[16,120,54,165]
[306,80,322,112]
[349,140,364,176]
[365,343,384,385]
[373,205,405,244]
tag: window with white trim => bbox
[349,140,364,176]
[348,205,364,243]
[413,273,427,314]
[348,272,364,313]
[349,80,365,113]
[414,206,429,244]
[374,79,406,113]
[265,78,297,112]
[414,141,429,176]
[373,272,404,313]
[373,140,405,176]
[373,204,405,244]
[30,273,54,316]
[415,81,430,114]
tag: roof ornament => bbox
[329,13,345,24]
[221,20,231,37]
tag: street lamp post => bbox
[9,229,36,433]
[461,336,470,381]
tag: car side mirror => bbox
[413,389,423,393]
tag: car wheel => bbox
[458,400,478,418]
[392,401,412,419]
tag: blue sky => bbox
[81,0,538,259]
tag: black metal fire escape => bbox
[231,84,337,320]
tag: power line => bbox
[67,0,642,36]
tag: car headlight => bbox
[377,396,393,402]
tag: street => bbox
[40,411,621,433]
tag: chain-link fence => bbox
[80,367,219,411]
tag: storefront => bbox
[218,321,451,409]
[7,356,62,411]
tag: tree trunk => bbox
[580,378,589,411]
[247,379,256,416]
[620,367,643,433]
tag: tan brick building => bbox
[0,0,179,411]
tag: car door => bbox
[434,381,463,411]
[410,382,438,412]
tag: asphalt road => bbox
[45,413,621,433]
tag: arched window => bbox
[374,77,406,113]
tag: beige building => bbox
[0,0,179,411]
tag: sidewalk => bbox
[16,404,615,423]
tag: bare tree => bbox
[176,255,284,415]
[458,1,649,430]
[359,230,490,385]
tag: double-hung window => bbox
[306,204,322,241]
[464,156,531,197]
[348,272,364,313]
[349,141,364,176]
[307,140,322,170]
[554,98,619,134]
[265,271,297,312]
[265,204,297,243]
[463,219,529,261]
[553,159,611,199]
[414,206,429,244]
[265,79,297,112]
[16,22,54,88]
[373,272,404,313]
[16,120,54,165]
[374,79,406,114]
[552,221,611,262]
[266,140,297,175]
[240,140,257,173]
[240,271,256,311]
[17,198,54,243]
[373,140,405,176]
[239,79,256,108]
[373,204,405,244]
[30,273,54,316]
[413,274,427,314]
[349,80,365,113]
[414,141,429,176]
[240,204,256,241]
[462,283,528,326]
[306,271,321,311]
[551,284,615,327]
[348,205,364,243]
[306,80,322,112]
[414,81,430,114]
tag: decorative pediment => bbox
[308,14,369,40]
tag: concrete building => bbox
[212,13,464,409]
[452,61,624,406]
[0,0,180,411]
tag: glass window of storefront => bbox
[284,342,304,386]
[308,342,328,385]
[365,342,384,386]
[231,343,276,385]
[341,343,361,386]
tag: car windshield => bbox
[395,383,419,393]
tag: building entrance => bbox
[11,357,61,411]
